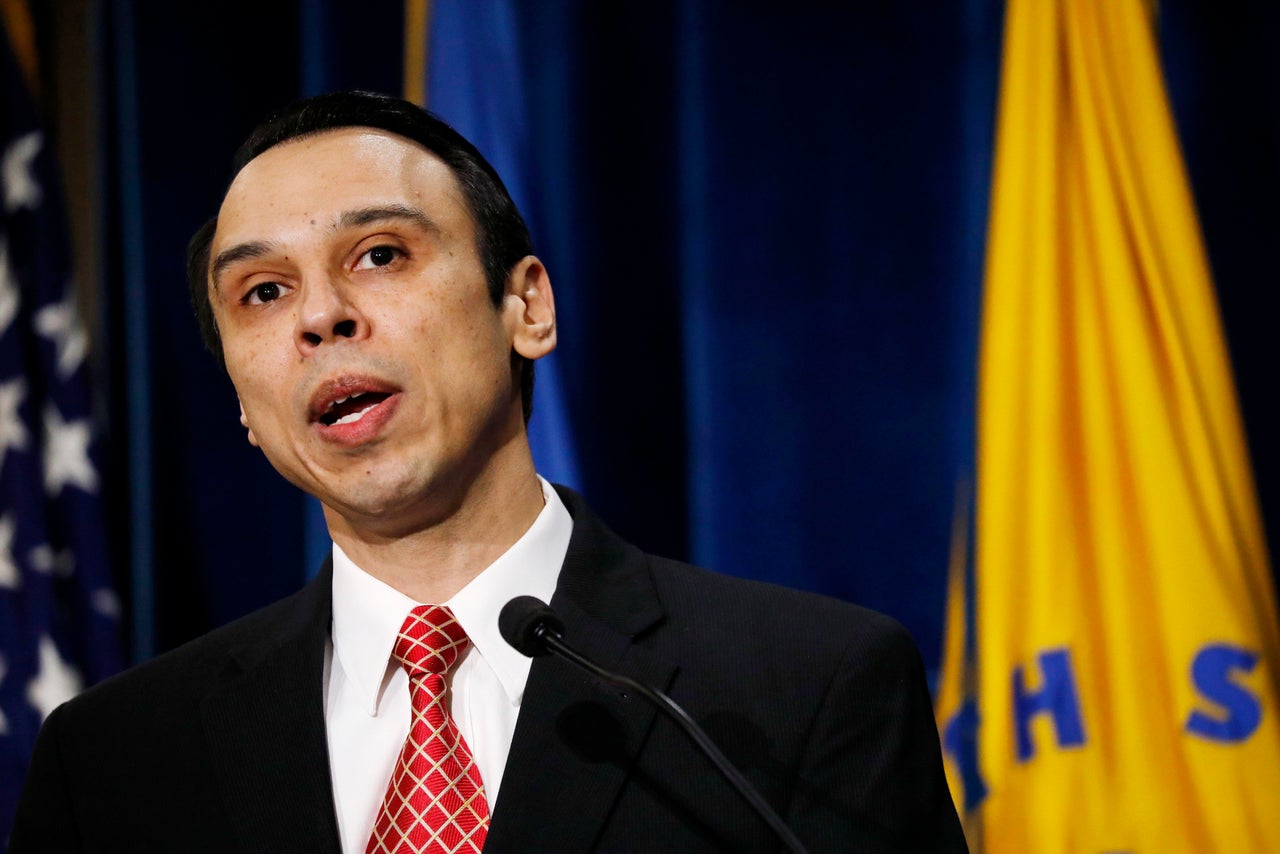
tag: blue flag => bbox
[425,0,581,489]
[0,24,123,838]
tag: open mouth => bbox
[318,391,392,426]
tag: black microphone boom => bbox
[498,596,810,854]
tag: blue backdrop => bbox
[90,0,1279,685]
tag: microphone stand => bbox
[535,630,810,854]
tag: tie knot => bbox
[392,604,469,677]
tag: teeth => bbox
[327,391,366,412]
[331,400,378,426]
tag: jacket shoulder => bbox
[644,552,916,662]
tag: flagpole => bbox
[111,0,154,664]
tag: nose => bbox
[294,278,365,355]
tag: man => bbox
[11,91,965,852]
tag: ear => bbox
[502,255,557,360]
[238,398,260,448]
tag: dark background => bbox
[30,0,1280,680]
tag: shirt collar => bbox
[330,477,572,716]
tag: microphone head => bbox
[499,596,565,658]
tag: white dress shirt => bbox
[323,477,572,854]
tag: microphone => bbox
[499,596,810,854]
[498,595,564,657]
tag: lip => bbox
[308,374,403,446]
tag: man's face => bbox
[208,128,550,534]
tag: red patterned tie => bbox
[366,605,490,854]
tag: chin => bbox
[327,468,459,528]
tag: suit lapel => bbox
[201,562,342,853]
[194,490,664,852]
[486,489,676,852]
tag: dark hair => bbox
[186,90,536,423]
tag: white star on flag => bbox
[26,634,82,721]
[3,130,43,212]
[0,235,18,337]
[91,589,121,619]
[35,290,89,378]
[42,404,98,495]
[0,377,28,477]
[29,543,75,577]
[0,654,9,734]
[0,514,18,590]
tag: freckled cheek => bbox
[228,335,297,409]
[230,324,293,368]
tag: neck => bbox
[324,454,546,604]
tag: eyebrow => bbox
[337,204,439,233]
[209,205,440,292]
[210,241,277,293]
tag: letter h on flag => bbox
[935,0,1280,851]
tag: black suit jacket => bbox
[11,488,965,852]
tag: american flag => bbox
[0,24,123,838]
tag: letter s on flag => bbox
[1185,643,1263,743]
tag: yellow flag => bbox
[936,0,1280,850]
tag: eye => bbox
[242,281,285,305]
[354,245,403,270]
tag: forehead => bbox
[212,127,469,251]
